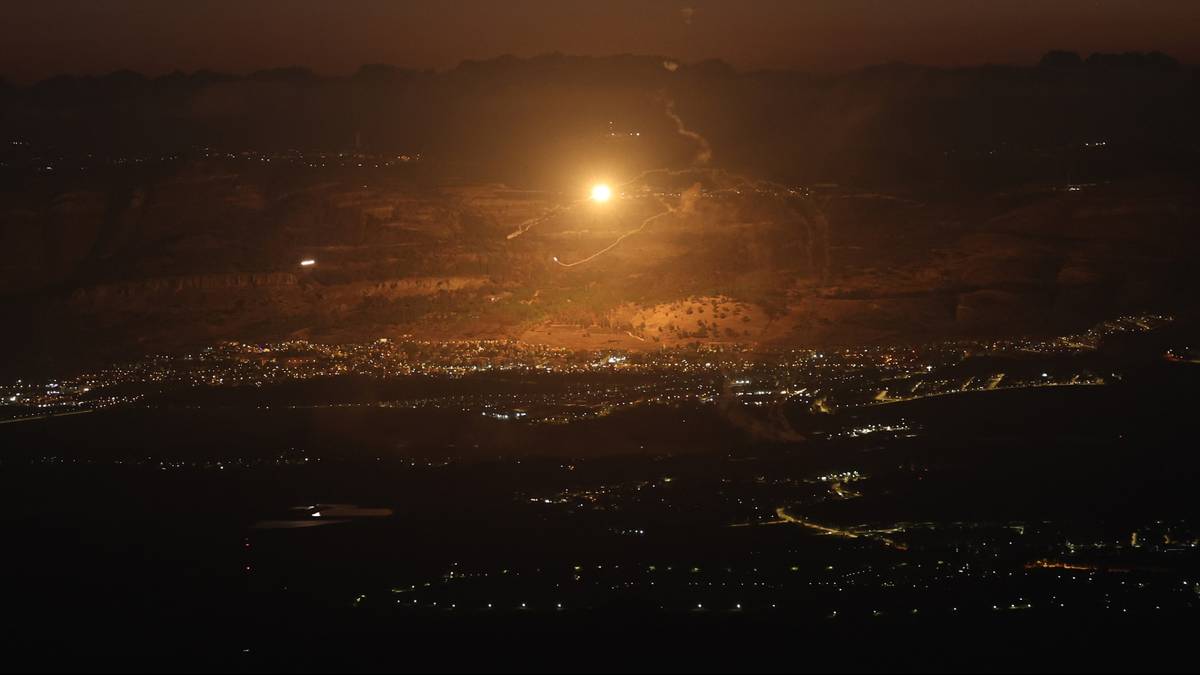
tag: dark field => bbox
[4,361,1199,671]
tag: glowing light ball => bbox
[590,184,613,203]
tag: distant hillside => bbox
[2,53,1199,377]
[2,52,1198,187]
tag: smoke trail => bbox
[507,93,710,244]
[545,94,833,270]
[513,96,711,246]
[506,205,571,240]
[803,210,814,274]
[789,198,831,282]
[813,204,831,282]
[716,378,805,442]
[678,182,703,214]
[763,190,830,281]
[553,168,808,268]
[664,98,712,166]
[553,198,674,268]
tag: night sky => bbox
[2,0,1199,83]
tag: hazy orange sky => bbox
[2,0,1198,82]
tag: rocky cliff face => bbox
[70,272,299,304]
[1,157,1197,377]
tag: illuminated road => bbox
[773,507,860,538]
[735,507,905,550]
[870,379,1103,407]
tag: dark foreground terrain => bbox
[3,339,1199,672]
[4,52,1200,672]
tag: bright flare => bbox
[590,184,613,203]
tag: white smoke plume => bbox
[678,181,703,214]
[717,378,805,443]
[664,98,712,166]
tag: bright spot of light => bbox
[590,184,613,203]
[300,259,316,267]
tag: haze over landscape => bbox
[2,2,1200,672]
[3,48,1197,376]
[6,0,1200,81]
